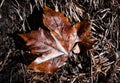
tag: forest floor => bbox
[0,0,120,83]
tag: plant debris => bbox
[0,0,120,83]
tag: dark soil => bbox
[0,0,120,83]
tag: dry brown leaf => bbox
[18,6,96,74]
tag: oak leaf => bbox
[18,6,96,74]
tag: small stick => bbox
[0,0,5,8]
[0,49,12,71]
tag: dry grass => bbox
[0,0,120,83]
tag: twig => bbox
[0,49,12,71]
[0,0,5,8]
[21,63,27,83]
[10,70,13,83]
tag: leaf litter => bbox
[0,0,120,83]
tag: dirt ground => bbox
[0,0,120,83]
